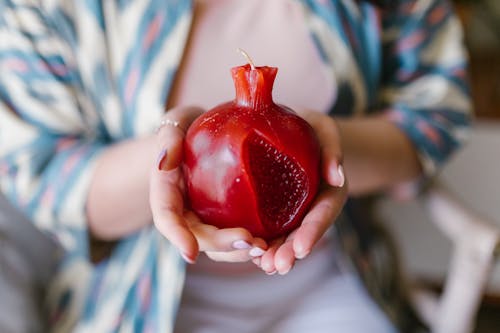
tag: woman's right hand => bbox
[149,106,267,264]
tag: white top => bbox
[168,0,336,113]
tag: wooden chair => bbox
[411,182,500,333]
[377,122,500,333]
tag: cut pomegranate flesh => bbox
[245,132,308,235]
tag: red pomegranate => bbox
[183,60,321,241]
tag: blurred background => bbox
[378,0,500,332]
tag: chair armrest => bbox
[421,182,500,333]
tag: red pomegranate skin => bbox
[183,64,320,241]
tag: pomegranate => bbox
[183,61,320,241]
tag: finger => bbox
[205,245,267,263]
[205,249,254,263]
[157,106,204,171]
[250,238,267,268]
[184,209,268,252]
[273,229,299,275]
[293,184,348,259]
[274,240,296,275]
[203,237,268,263]
[150,168,198,263]
[318,119,345,188]
[260,237,284,274]
[189,222,256,253]
[251,237,268,256]
[252,257,261,267]
[304,113,345,188]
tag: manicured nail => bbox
[295,250,309,260]
[330,164,345,187]
[181,252,196,264]
[249,247,265,257]
[232,240,251,250]
[157,148,168,171]
[337,165,345,187]
[278,267,291,275]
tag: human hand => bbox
[255,110,348,275]
[149,106,267,264]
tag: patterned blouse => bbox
[0,0,471,332]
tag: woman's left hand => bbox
[255,110,348,275]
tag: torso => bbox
[173,1,340,330]
[168,0,336,113]
[173,0,337,275]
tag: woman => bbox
[0,0,471,332]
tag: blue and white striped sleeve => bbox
[379,0,472,176]
[0,1,105,255]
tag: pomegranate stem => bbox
[237,48,256,70]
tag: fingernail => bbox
[252,257,261,266]
[330,164,345,187]
[232,240,251,250]
[278,267,291,275]
[337,165,345,187]
[266,270,277,276]
[157,148,168,171]
[295,250,309,260]
[181,252,196,264]
[249,247,265,257]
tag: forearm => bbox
[87,135,157,240]
[337,116,422,196]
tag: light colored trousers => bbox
[175,231,397,333]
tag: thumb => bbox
[157,106,204,171]
[306,113,345,188]
[323,154,345,188]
